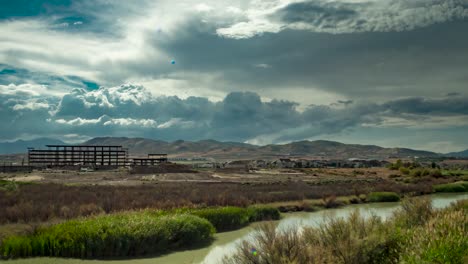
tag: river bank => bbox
[3,192,467,264]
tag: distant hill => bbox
[0,138,65,154]
[0,137,440,159]
[83,137,439,160]
[446,149,468,158]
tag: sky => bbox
[0,0,468,153]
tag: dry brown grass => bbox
[0,177,435,224]
[224,198,468,264]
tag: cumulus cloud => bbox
[2,83,468,147]
[1,1,468,151]
[56,115,159,128]
[0,83,62,97]
[12,101,50,111]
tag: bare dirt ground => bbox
[0,167,394,186]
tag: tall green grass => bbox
[367,192,400,202]
[0,205,280,259]
[0,213,214,259]
[168,205,280,231]
[433,181,468,193]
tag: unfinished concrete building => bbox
[28,145,128,167]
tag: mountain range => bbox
[84,137,439,159]
[446,149,468,158]
[0,138,65,154]
[2,137,465,160]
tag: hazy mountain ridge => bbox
[0,137,441,159]
[446,149,468,158]
[0,138,65,154]
[84,137,439,159]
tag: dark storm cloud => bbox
[1,0,468,150]
[382,97,468,115]
[270,0,468,34]
[337,100,353,106]
[151,18,468,101]
[275,1,360,26]
[2,84,468,144]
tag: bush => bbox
[433,182,468,193]
[429,169,443,178]
[399,167,410,175]
[321,196,345,208]
[0,213,214,259]
[410,168,423,177]
[400,210,467,264]
[187,206,280,232]
[224,211,401,264]
[188,207,250,231]
[247,206,281,222]
[367,192,400,203]
[392,197,433,228]
[225,199,468,264]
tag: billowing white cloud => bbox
[56,115,159,128]
[0,83,65,97]
[1,82,468,150]
[1,0,468,151]
[12,101,50,111]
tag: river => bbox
[6,193,468,264]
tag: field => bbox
[0,165,466,259]
[1,167,453,224]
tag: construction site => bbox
[26,144,167,168]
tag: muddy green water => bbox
[6,193,468,264]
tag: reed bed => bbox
[0,213,214,259]
[0,205,280,259]
[433,181,468,193]
[367,191,400,202]
[0,180,433,224]
[224,198,468,264]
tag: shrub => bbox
[410,168,423,177]
[0,179,437,224]
[321,196,344,208]
[433,182,468,193]
[0,213,214,259]
[185,206,279,232]
[429,169,443,178]
[399,167,410,175]
[349,196,360,204]
[0,181,18,192]
[226,199,468,264]
[400,210,467,264]
[247,206,280,222]
[392,197,433,228]
[187,207,250,231]
[78,203,105,217]
[224,211,400,264]
[367,192,400,203]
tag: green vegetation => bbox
[0,180,33,192]
[442,170,468,177]
[246,205,281,222]
[367,192,400,202]
[433,181,468,193]
[0,213,214,259]
[224,198,468,264]
[0,205,280,259]
[169,206,280,231]
[388,160,468,180]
